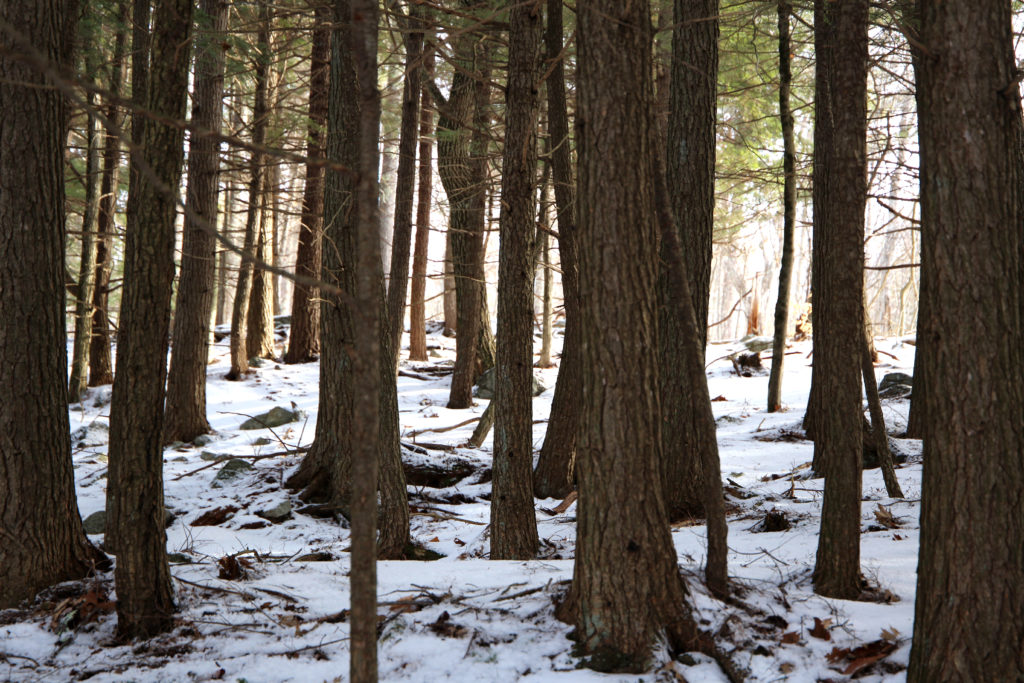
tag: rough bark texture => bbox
[659,0,719,522]
[285,4,329,364]
[491,0,541,561]
[810,0,867,601]
[860,334,903,498]
[667,0,717,350]
[384,7,424,361]
[163,0,228,444]
[247,200,276,360]
[443,232,457,335]
[69,93,101,404]
[766,0,796,413]
[348,1,381,679]
[287,0,408,559]
[532,0,580,500]
[0,0,106,610]
[907,1,1024,680]
[537,180,554,369]
[436,12,490,409]
[89,2,131,388]
[227,5,270,380]
[408,50,435,362]
[568,1,701,670]
[107,0,193,638]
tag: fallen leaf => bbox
[429,536,440,543]
[826,646,850,664]
[711,395,728,402]
[873,504,900,529]
[191,505,240,527]
[453,538,465,546]
[809,617,832,641]
[880,626,901,642]
[778,662,795,674]
[781,631,800,644]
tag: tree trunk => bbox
[215,180,233,326]
[860,334,903,498]
[533,0,580,500]
[491,0,541,561]
[667,0,718,350]
[908,2,1024,680]
[810,0,867,601]
[107,0,193,638]
[408,50,435,362]
[384,6,425,361]
[163,0,229,444]
[349,0,381,679]
[287,0,408,559]
[89,3,130,388]
[284,4,329,364]
[69,92,101,404]
[227,4,270,380]
[435,14,490,409]
[766,0,796,413]
[566,1,702,670]
[537,194,553,368]
[659,0,720,522]
[247,195,276,360]
[0,0,107,610]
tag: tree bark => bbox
[227,2,270,380]
[384,4,425,362]
[163,0,229,444]
[284,4,329,364]
[908,2,1024,680]
[107,0,193,638]
[0,0,107,610]
[659,0,720,521]
[491,0,541,561]
[567,1,702,670]
[349,0,381,679]
[860,334,903,498]
[537,181,553,369]
[810,0,867,601]
[408,49,435,362]
[532,0,580,500]
[766,0,796,413]
[443,230,457,335]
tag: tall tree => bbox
[659,0,720,521]
[384,2,425,360]
[810,0,868,600]
[491,0,541,561]
[163,0,229,444]
[408,49,435,362]
[284,2,330,364]
[348,0,382,678]
[106,0,193,637]
[433,5,491,409]
[908,1,1024,679]
[565,0,703,670]
[226,0,270,381]
[532,0,581,499]
[0,0,107,610]
[766,0,797,413]
[88,2,129,388]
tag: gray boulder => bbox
[212,458,254,487]
[256,500,292,524]
[82,510,106,535]
[239,406,301,430]
[474,368,547,400]
[878,372,913,398]
[71,421,109,448]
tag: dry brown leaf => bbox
[880,626,901,642]
[809,617,832,641]
[781,631,800,644]
[873,504,900,528]
[826,646,850,664]
[778,662,795,674]
[711,395,728,402]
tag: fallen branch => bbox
[171,446,308,481]
[406,416,480,438]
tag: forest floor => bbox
[1,323,922,682]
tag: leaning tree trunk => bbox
[810,0,868,601]
[533,0,581,499]
[69,90,101,404]
[908,2,1024,680]
[659,0,720,522]
[766,0,797,413]
[408,49,435,362]
[565,1,703,670]
[247,201,276,360]
[227,4,270,380]
[107,0,193,638]
[0,0,107,610]
[384,5,425,362]
[284,3,329,364]
[163,0,229,444]
[491,0,541,561]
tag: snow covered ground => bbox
[1,327,922,682]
